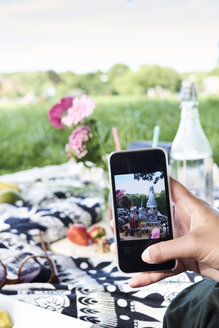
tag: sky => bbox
[115,172,165,194]
[0,0,219,74]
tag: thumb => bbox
[142,234,199,264]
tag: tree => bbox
[112,70,144,95]
[136,65,181,92]
[155,190,167,216]
[209,67,219,76]
[112,65,181,95]
[134,172,164,184]
[47,70,62,84]
[108,64,131,95]
[108,64,130,81]
[73,72,110,95]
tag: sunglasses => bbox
[0,231,59,288]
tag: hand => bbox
[129,178,219,287]
[110,178,219,287]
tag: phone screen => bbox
[109,148,176,273]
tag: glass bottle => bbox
[170,80,213,205]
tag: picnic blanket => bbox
[0,162,209,328]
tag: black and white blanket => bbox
[0,162,209,328]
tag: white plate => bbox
[0,294,92,328]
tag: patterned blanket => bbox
[0,162,206,328]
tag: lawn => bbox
[0,95,218,175]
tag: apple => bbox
[67,224,89,246]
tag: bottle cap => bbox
[180,80,198,108]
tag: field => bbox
[0,95,218,175]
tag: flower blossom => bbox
[116,190,125,198]
[151,228,160,239]
[65,126,91,159]
[49,97,74,129]
[61,95,96,127]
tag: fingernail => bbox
[142,248,152,263]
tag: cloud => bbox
[0,0,218,72]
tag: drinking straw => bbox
[112,127,122,151]
[140,197,143,208]
[152,125,160,148]
[130,196,137,220]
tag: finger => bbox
[170,177,203,216]
[142,234,200,264]
[129,271,177,288]
[169,177,191,205]
[129,259,186,288]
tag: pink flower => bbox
[65,126,91,159]
[151,228,160,239]
[49,97,74,129]
[116,190,125,198]
[61,95,96,127]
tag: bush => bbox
[112,65,181,95]
[0,95,218,175]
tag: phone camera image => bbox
[109,148,176,273]
[115,171,170,242]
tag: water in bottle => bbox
[170,81,213,205]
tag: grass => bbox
[0,95,218,175]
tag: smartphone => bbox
[108,148,176,273]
